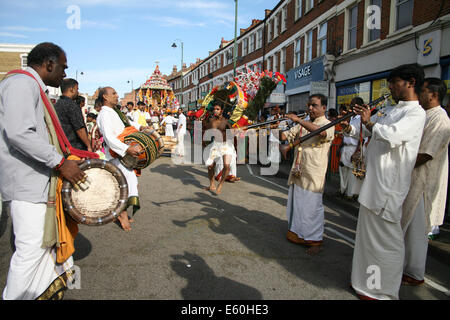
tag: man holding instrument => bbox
[96,86,148,231]
[0,42,86,299]
[280,94,334,255]
[343,63,426,300]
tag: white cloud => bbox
[0,32,28,38]
[81,20,118,30]
[1,26,52,32]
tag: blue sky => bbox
[0,0,280,98]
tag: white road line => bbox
[424,278,450,296]
[324,226,355,245]
[246,164,450,296]
[246,164,289,191]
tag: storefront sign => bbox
[286,58,324,92]
[417,30,441,66]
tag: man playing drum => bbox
[96,86,149,231]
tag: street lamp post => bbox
[233,0,238,78]
[172,39,184,108]
[127,80,135,105]
[76,70,84,81]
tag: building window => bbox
[257,28,263,49]
[396,0,413,30]
[305,0,314,13]
[273,53,278,73]
[227,49,233,65]
[243,38,248,56]
[369,0,381,41]
[317,22,327,56]
[305,30,313,62]
[281,47,286,74]
[249,34,255,53]
[295,0,302,20]
[20,54,28,69]
[281,6,287,32]
[294,38,301,67]
[273,15,279,39]
[268,20,273,42]
[348,5,358,50]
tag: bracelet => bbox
[365,121,375,129]
[54,157,65,171]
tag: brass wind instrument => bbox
[243,112,307,130]
[279,93,391,160]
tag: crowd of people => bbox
[0,42,449,301]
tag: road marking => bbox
[246,163,450,296]
[424,277,450,295]
[324,226,356,245]
[246,164,289,191]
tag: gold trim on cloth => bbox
[128,196,140,215]
[36,271,73,300]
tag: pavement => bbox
[276,158,450,267]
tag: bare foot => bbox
[117,212,132,231]
[203,185,216,191]
[306,245,321,256]
[128,217,135,223]
[215,184,224,195]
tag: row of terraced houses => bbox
[165,0,450,112]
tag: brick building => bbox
[0,43,62,99]
[166,0,450,112]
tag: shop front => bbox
[285,57,325,113]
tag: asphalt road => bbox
[0,156,449,300]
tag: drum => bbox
[120,129,164,170]
[62,159,128,226]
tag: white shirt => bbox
[97,106,140,160]
[161,115,175,125]
[349,100,426,222]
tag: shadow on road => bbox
[170,191,355,296]
[171,251,263,300]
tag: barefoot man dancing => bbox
[202,103,236,195]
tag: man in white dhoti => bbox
[175,108,187,157]
[161,113,176,138]
[280,94,334,255]
[344,64,426,300]
[339,97,364,199]
[401,78,450,286]
[0,42,86,300]
[96,87,147,231]
[203,103,235,195]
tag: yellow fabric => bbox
[284,116,335,193]
[56,155,80,264]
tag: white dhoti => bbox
[286,184,324,241]
[339,166,362,197]
[111,158,138,198]
[175,131,185,157]
[268,132,280,164]
[205,141,236,167]
[351,205,404,300]
[214,151,237,180]
[164,125,174,137]
[403,196,428,281]
[3,200,73,300]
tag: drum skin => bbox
[62,159,128,226]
